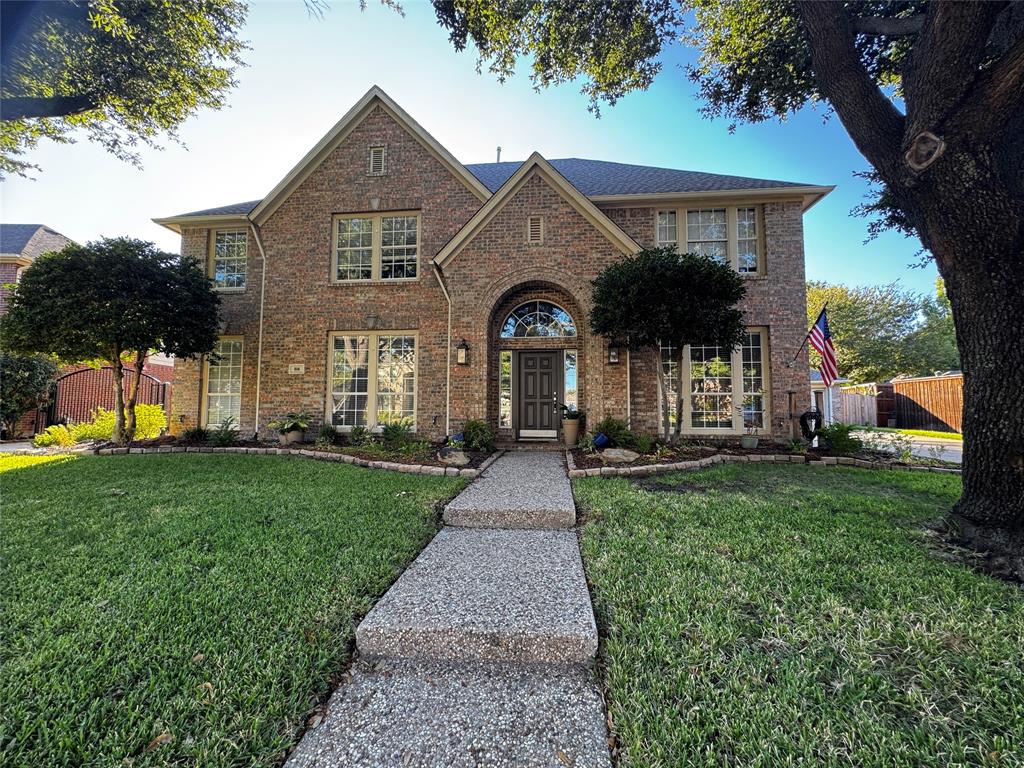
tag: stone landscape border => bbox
[86,444,504,478]
[565,450,961,478]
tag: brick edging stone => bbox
[84,445,505,478]
[565,451,961,478]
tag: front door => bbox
[517,351,561,439]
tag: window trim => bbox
[659,327,770,434]
[201,336,244,428]
[325,330,419,431]
[208,228,248,293]
[330,211,421,283]
[654,205,765,275]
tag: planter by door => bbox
[516,350,562,439]
[280,429,304,445]
[563,418,581,447]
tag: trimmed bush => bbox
[32,424,76,448]
[381,419,413,450]
[462,419,495,452]
[32,405,167,447]
[817,422,863,456]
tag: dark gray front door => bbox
[517,351,561,439]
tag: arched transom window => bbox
[500,301,577,338]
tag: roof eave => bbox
[152,214,253,234]
[589,185,835,211]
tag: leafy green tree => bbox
[429,0,1024,559]
[590,247,746,440]
[0,238,220,444]
[0,0,247,176]
[0,353,58,438]
[806,279,959,382]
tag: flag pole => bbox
[792,303,827,363]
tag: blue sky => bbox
[1,0,937,294]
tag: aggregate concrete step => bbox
[444,452,576,529]
[285,658,611,768]
[356,528,597,665]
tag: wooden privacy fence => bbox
[891,373,963,433]
[837,389,877,426]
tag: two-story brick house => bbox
[154,87,831,443]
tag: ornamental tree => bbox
[590,247,746,441]
[0,238,220,444]
[428,0,1024,567]
[0,353,58,438]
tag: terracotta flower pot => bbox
[563,418,581,447]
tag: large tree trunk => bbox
[123,351,147,442]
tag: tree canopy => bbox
[807,278,959,383]
[0,237,220,443]
[0,0,247,176]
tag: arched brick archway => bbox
[487,281,587,440]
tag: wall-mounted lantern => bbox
[607,344,621,365]
[456,339,470,365]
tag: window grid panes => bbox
[737,207,759,273]
[376,335,416,424]
[336,217,373,281]
[741,331,765,429]
[660,343,680,429]
[690,345,733,429]
[499,351,512,428]
[381,216,418,279]
[331,336,370,427]
[500,301,577,338]
[212,230,247,289]
[686,208,728,264]
[564,350,578,411]
[656,210,677,248]
[206,339,242,427]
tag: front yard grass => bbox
[576,464,1023,767]
[0,453,465,767]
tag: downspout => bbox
[247,218,268,440]
[432,261,452,436]
[625,348,631,428]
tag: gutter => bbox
[432,262,453,436]
[247,218,269,440]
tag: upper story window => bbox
[501,301,577,338]
[333,212,419,282]
[368,145,387,176]
[656,205,763,274]
[211,229,247,290]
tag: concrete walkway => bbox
[287,452,609,768]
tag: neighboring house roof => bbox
[433,153,641,269]
[0,223,74,265]
[810,369,850,386]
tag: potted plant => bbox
[268,412,312,445]
[741,423,759,450]
[561,405,583,447]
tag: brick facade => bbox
[165,95,813,443]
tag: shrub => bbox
[316,424,338,446]
[0,353,58,438]
[630,432,655,454]
[462,419,495,452]
[380,419,413,450]
[70,404,167,442]
[180,426,210,444]
[817,423,863,456]
[267,412,312,434]
[348,425,373,446]
[209,417,238,447]
[33,424,75,448]
[593,417,632,448]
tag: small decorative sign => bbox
[288,363,305,375]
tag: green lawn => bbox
[0,453,465,767]
[576,465,1023,767]
[859,425,963,440]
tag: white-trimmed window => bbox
[659,328,769,432]
[329,332,417,429]
[210,230,247,290]
[499,350,512,428]
[205,338,243,427]
[656,205,763,274]
[333,212,419,281]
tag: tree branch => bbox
[795,2,905,174]
[851,16,924,37]
[958,33,1024,136]
[1,95,97,121]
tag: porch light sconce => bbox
[456,339,470,365]
[607,345,621,365]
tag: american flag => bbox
[808,308,839,386]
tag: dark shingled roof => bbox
[164,159,818,220]
[0,223,74,258]
[466,158,814,196]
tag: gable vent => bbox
[527,215,544,244]
[368,145,387,176]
